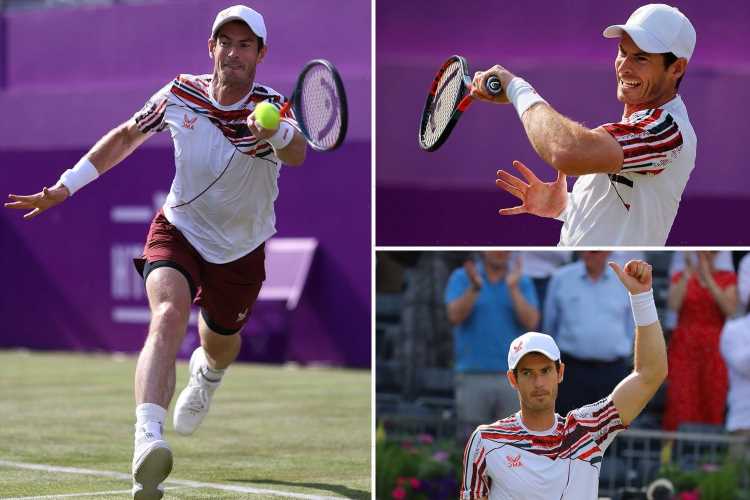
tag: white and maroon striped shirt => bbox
[461,397,627,500]
[133,74,298,263]
[557,95,696,246]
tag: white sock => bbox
[135,403,167,438]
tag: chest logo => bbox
[182,114,197,130]
[506,454,523,468]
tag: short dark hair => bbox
[662,52,683,90]
[513,360,561,379]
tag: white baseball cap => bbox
[508,332,561,370]
[603,4,696,61]
[212,5,267,45]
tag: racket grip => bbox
[485,76,503,96]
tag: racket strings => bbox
[298,65,344,150]
[421,60,464,149]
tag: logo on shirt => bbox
[513,340,524,353]
[182,114,197,130]
[506,454,523,468]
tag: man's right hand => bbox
[5,184,70,220]
[495,160,567,218]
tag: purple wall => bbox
[0,1,370,367]
[376,0,750,245]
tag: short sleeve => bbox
[572,396,627,453]
[133,81,172,134]
[602,108,683,175]
[445,268,470,304]
[461,427,490,500]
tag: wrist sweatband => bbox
[58,157,99,195]
[630,289,658,326]
[266,121,295,151]
[506,77,548,119]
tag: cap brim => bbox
[603,24,670,54]
[510,348,560,369]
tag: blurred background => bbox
[376,250,750,500]
[0,0,371,367]
[376,0,750,245]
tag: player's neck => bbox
[212,74,254,106]
[519,407,556,432]
[623,91,677,118]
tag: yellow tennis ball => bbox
[254,102,280,130]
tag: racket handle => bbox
[485,76,503,96]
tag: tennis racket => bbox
[418,55,502,152]
[280,59,348,152]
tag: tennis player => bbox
[461,259,667,499]
[5,5,305,499]
[472,4,696,246]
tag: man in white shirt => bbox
[720,253,750,459]
[5,5,306,499]
[461,259,667,499]
[473,4,697,246]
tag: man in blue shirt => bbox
[544,251,634,415]
[445,251,540,439]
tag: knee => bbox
[150,302,190,336]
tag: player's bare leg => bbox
[132,267,191,500]
[173,314,241,435]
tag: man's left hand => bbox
[471,65,515,104]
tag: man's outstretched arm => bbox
[609,260,668,426]
[472,66,624,176]
[5,119,152,219]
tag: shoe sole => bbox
[133,443,173,500]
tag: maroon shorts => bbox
[133,210,265,335]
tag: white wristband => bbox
[58,157,99,195]
[506,77,548,119]
[630,289,659,326]
[265,121,295,152]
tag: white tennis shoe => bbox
[173,347,222,436]
[132,422,172,500]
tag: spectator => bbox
[543,251,634,416]
[521,251,571,323]
[737,252,750,313]
[663,251,738,431]
[445,251,539,440]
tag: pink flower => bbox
[410,478,421,489]
[417,433,434,445]
[678,490,700,500]
[391,487,407,499]
[700,463,719,472]
[433,450,450,462]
